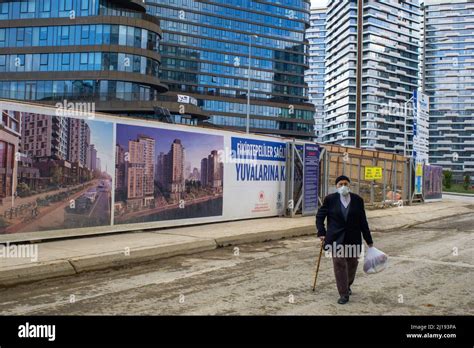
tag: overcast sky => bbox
[310,0,328,7]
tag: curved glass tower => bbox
[0,0,168,113]
[146,0,315,139]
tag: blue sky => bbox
[87,120,114,176]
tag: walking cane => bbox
[312,239,325,291]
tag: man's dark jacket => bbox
[316,192,373,247]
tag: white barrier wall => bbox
[0,100,291,240]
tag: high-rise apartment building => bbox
[421,0,474,181]
[69,119,91,167]
[324,0,420,153]
[200,157,208,186]
[127,138,146,202]
[88,145,98,171]
[155,152,165,186]
[306,7,327,141]
[165,139,184,199]
[21,113,69,160]
[139,135,156,197]
[96,157,102,172]
[207,150,222,191]
[126,135,155,206]
[0,110,20,201]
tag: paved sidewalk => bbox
[442,191,474,197]
[0,198,472,287]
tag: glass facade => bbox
[0,0,148,19]
[0,0,166,107]
[0,80,156,102]
[146,0,315,138]
[306,7,326,142]
[324,0,420,152]
[0,25,159,50]
[0,52,159,75]
[422,0,474,180]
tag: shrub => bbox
[443,170,452,189]
[463,174,471,191]
[17,182,30,197]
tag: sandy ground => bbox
[0,204,472,315]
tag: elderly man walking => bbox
[316,175,374,304]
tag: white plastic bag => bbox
[363,247,388,274]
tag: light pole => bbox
[404,95,414,157]
[246,34,258,134]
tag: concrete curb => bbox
[0,260,76,287]
[442,191,474,197]
[215,225,315,247]
[69,239,217,274]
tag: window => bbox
[0,28,5,46]
[0,3,8,15]
[81,0,89,10]
[118,25,126,46]
[0,141,6,169]
[17,28,25,41]
[21,0,35,13]
[39,27,48,41]
[80,53,88,65]
[42,0,51,12]
[40,54,48,66]
[62,53,70,65]
[60,0,73,11]
[81,25,89,39]
[61,26,69,40]
[0,55,5,71]
[17,55,25,67]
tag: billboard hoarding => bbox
[1,100,307,240]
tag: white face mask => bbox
[337,185,350,196]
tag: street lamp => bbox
[246,34,258,134]
[404,95,414,157]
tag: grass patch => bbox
[443,183,474,195]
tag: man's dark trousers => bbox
[332,256,358,297]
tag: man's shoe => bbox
[337,296,349,305]
[348,287,352,296]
